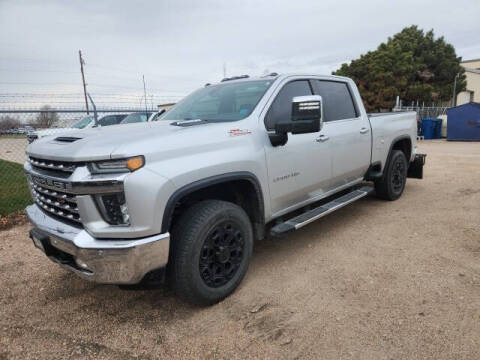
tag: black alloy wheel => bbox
[199,220,245,288]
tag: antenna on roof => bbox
[142,75,149,113]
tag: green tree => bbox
[333,26,466,112]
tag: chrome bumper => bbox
[26,204,170,284]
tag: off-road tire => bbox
[375,150,408,201]
[169,200,253,306]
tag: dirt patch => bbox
[0,138,27,164]
[1,140,479,359]
[0,211,28,231]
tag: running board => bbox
[270,186,374,236]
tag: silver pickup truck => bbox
[24,73,425,305]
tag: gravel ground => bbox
[1,140,479,359]
[0,138,27,164]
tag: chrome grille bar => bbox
[29,156,78,173]
[34,197,81,223]
[27,176,82,224]
[32,184,77,203]
[36,195,79,213]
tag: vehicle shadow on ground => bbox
[43,191,402,329]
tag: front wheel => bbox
[169,200,253,305]
[375,150,408,201]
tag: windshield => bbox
[72,116,94,129]
[160,80,273,122]
[120,113,150,124]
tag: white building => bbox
[457,59,480,105]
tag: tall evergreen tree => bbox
[334,26,466,112]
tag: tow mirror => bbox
[270,95,323,146]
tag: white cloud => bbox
[0,0,479,102]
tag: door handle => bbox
[316,134,329,142]
[360,127,370,134]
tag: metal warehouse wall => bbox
[447,102,480,141]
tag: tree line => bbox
[0,105,59,130]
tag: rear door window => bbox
[98,115,118,126]
[264,80,312,130]
[313,81,357,122]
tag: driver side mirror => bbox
[269,95,323,146]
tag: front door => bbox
[263,79,332,216]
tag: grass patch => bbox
[0,134,27,139]
[0,159,32,216]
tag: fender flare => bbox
[383,135,412,170]
[161,171,265,233]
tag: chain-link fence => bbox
[392,97,449,119]
[392,98,450,138]
[0,107,156,216]
[393,104,448,119]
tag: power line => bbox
[0,81,188,94]
[0,93,184,98]
[0,81,81,86]
[0,68,78,74]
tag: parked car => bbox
[27,114,128,143]
[24,73,425,305]
[148,110,166,122]
[119,112,153,124]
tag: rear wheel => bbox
[375,150,408,200]
[169,200,253,305]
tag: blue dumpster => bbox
[433,118,443,139]
[447,102,480,141]
[421,118,434,139]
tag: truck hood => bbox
[35,128,79,138]
[26,120,241,162]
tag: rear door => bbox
[312,80,371,186]
[263,79,332,216]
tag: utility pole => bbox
[452,73,459,107]
[142,75,148,114]
[223,62,226,78]
[79,50,89,114]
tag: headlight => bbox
[95,193,130,225]
[89,156,145,174]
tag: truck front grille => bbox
[29,156,82,174]
[28,181,81,224]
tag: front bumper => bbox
[26,204,170,284]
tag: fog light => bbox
[120,203,130,224]
[95,193,130,225]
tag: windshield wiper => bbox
[170,119,209,127]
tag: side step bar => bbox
[270,186,374,236]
